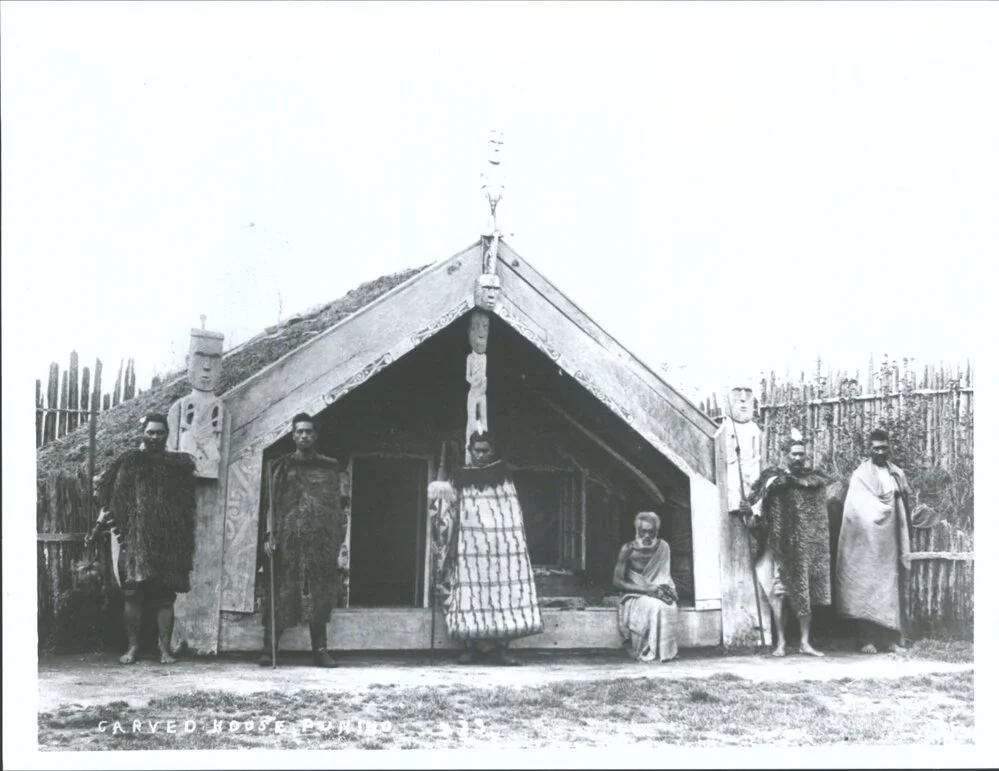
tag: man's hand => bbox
[264,533,277,558]
[657,585,678,605]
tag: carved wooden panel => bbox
[171,481,224,653]
[716,427,772,647]
[221,451,263,613]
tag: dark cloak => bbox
[260,452,346,632]
[97,449,197,592]
[748,466,832,615]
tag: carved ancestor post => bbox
[463,129,506,462]
[168,327,226,478]
[722,386,762,514]
[719,383,771,648]
[169,324,226,654]
[465,310,490,464]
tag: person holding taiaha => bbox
[259,413,347,667]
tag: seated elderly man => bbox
[612,512,679,663]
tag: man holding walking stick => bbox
[258,413,346,667]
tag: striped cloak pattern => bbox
[444,461,544,641]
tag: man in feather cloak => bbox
[440,431,543,665]
[259,413,346,667]
[89,414,197,664]
[744,434,832,657]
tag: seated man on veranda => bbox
[612,512,679,663]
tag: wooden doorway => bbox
[348,455,429,607]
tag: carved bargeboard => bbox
[221,452,263,613]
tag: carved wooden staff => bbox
[266,461,278,669]
[891,467,911,647]
[427,443,453,659]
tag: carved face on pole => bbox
[727,386,754,424]
[187,329,224,393]
[475,274,501,311]
[468,310,490,354]
[486,130,504,166]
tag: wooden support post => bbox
[58,371,69,438]
[80,367,91,427]
[35,379,43,448]
[93,359,103,419]
[124,359,136,401]
[68,351,80,433]
[44,363,59,444]
[113,358,124,407]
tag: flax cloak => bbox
[748,466,832,615]
[444,460,544,641]
[835,460,944,631]
[97,449,197,592]
[260,453,347,633]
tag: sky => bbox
[2,1,996,406]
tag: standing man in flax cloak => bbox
[259,413,346,667]
[745,434,832,657]
[836,429,940,654]
[441,431,543,666]
[88,413,197,664]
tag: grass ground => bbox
[38,668,973,750]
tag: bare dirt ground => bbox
[39,645,972,714]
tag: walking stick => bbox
[892,468,911,647]
[266,462,277,669]
[732,424,768,649]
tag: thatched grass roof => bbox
[36,267,428,479]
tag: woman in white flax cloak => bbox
[442,431,543,666]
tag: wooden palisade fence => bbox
[36,353,144,448]
[36,351,158,651]
[37,470,117,652]
[699,355,974,640]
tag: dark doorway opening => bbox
[348,456,428,608]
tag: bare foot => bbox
[800,642,825,657]
[119,647,139,665]
[159,650,177,664]
[860,643,878,655]
[772,645,786,658]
